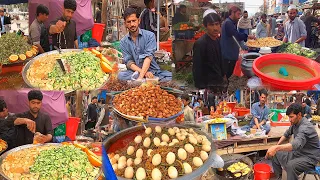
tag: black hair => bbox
[0,99,7,112]
[144,0,153,6]
[92,96,98,101]
[66,97,71,101]
[28,90,43,101]
[261,13,267,18]
[99,98,106,104]
[259,89,268,97]
[36,4,49,16]
[123,8,138,20]
[203,13,221,27]
[181,94,190,102]
[64,0,77,11]
[243,10,248,14]
[228,6,241,16]
[286,103,303,115]
[180,5,187,9]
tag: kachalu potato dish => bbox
[108,126,212,179]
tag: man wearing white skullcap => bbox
[283,5,307,47]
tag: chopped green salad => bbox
[30,146,100,180]
[277,43,317,58]
[47,51,108,90]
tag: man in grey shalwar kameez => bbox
[265,103,320,180]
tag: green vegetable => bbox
[46,51,109,90]
[0,33,31,64]
[30,146,99,180]
[277,43,318,59]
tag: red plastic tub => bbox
[227,102,236,112]
[254,163,271,180]
[159,41,172,54]
[92,23,106,43]
[235,108,250,116]
[66,117,80,141]
[253,53,320,90]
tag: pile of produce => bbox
[172,22,194,31]
[113,85,182,118]
[227,162,251,178]
[206,118,228,124]
[1,144,100,180]
[108,126,212,179]
[26,51,109,90]
[103,77,181,92]
[0,33,38,64]
[277,43,317,58]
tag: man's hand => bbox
[145,72,154,78]
[25,119,36,133]
[248,35,256,40]
[265,145,278,159]
[56,20,66,33]
[37,134,48,144]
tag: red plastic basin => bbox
[253,53,320,90]
[254,163,271,180]
[227,102,236,112]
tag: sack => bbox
[54,123,66,136]
[81,30,92,42]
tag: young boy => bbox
[181,94,195,124]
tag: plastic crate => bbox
[174,30,195,40]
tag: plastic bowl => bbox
[253,53,320,90]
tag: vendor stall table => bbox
[216,125,320,155]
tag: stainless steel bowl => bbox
[0,143,102,180]
[22,49,109,90]
[104,123,216,180]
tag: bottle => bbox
[171,63,175,77]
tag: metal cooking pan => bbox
[0,143,102,180]
[21,49,109,90]
[104,123,217,180]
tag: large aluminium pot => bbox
[104,123,216,180]
[241,53,261,78]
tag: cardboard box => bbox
[209,123,227,140]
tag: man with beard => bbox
[139,0,157,35]
[237,10,252,35]
[192,13,225,91]
[256,14,268,38]
[15,90,53,146]
[266,103,320,180]
[283,5,307,47]
[249,89,271,134]
[0,100,35,150]
[118,8,172,82]
[220,6,255,79]
[49,0,78,49]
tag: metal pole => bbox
[166,0,169,26]
[157,0,160,50]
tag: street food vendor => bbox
[192,13,225,90]
[0,100,36,150]
[49,0,78,49]
[266,103,320,180]
[15,90,53,146]
[249,89,271,134]
[29,4,50,53]
[118,8,172,82]
[283,5,307,47]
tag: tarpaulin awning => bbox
[28,0,94,36]
[0,0,28,5]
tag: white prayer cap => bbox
[203,9,217,18]
[288,5,297,11]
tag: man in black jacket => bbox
[192,13,225,91]
[0,8,11,35]
[139,0,157,35]
[86,96,98,130]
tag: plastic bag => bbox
[81,30,92,42]
[247,76,263,89]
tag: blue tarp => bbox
[0,0,28,5]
